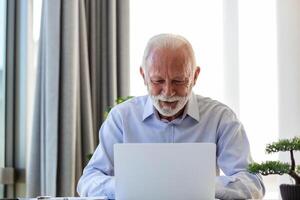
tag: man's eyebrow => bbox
[172,76,188,80]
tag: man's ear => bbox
[140,66,147,85]
[193,66,201,85]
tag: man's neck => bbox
[158,107,185,122]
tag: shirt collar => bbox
[185,92,200,122]
[142,96,155,121]
[142,92,200,122]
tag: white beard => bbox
[149,93,191,117]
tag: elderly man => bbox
[77,34,265,199]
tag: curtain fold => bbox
[4,0,17,197]
[27,0,129,197]
[4,0,30,197]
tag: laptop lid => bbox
[114,143,216,200]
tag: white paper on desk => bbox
[18,197,108,200]
[60,197,107,200]
[58,197,107,200]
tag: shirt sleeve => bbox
[215,109,265,199]
[77,108,123,199]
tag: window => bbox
[238,1,278,198]
[0,0,7,197]
[0,0,42,197]
[130,0,224,99]
[130,0,279,198]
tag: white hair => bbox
[142,33,196,72]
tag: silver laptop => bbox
[114,143,216,200]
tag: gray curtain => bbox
[3,0,18,197]
[27,0,129,197]
[1,0,29,197]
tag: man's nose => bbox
[162,82,175,96]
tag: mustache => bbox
[151,95,184,102]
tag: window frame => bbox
[0,0,7,197]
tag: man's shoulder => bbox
[194,94,225,107]
[111,95,148,114]
[117,95,148,107]
[193,94,235,115]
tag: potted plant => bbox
[248,137,300,200]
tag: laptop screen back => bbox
[114,143,216,200]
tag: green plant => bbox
[248,137,300,185]
[86,96,134,160]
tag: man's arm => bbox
[216,172,264,199]
[77,108,122,199]
[215,109,265,199]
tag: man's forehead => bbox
[147,64,191,79]
[149,47,188,58]
[148,70,188,77]
[148,48,191,66]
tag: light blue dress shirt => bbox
[77,93,265,199]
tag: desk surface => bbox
[5,197,108,200]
